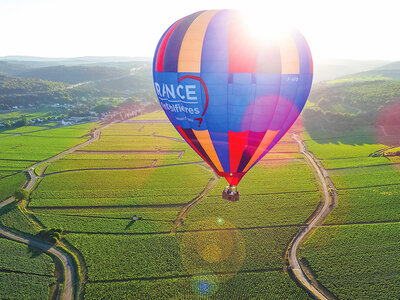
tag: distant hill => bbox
[17,65,129,84]
[0,56,151,64]
[0,74,69,108]
[333,61,400,82]
[313,59,390,82]
[0,61,30,76]
[303,79,400,132]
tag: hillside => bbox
[0,61,30,75]
[332,61,400,82]
[0,74,69,108]
[303,79,400,133]
[313,59,390,82]
[17,65,129,84]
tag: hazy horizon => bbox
[1,0,400,61]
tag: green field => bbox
[130,110,168,120]
[0,172,26,201]
[84,270,308,299]
[300,129,400,299]
[0,238,56,299]
[300,223,400,299]
[20,116,319,299]
[31,165,213,206]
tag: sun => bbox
[240,8,293,43]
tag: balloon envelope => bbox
[153,9,313,186]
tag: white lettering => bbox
[185,85,197,100]
[155,83,161,96]
[176,85,185,99]
[165,84,175,99]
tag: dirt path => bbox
[0,122,116,300]
[0,198,75,300]
[24,122,117,190]
[171,165,219,233]
[287,133,338,300]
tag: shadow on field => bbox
[124,218,172,230]
[27,245,44,258]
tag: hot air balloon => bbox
[153,10,313,201]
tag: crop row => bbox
[67,226,299,282]
[321,157,390,169]
[324,185,400,225]
[34,166,212,193]
[0,272,55,300]
[130,110,168,120]
[0,202,38,235]
[329,164,400,189]
[0,237,56,300]
[101,122,181,139]
[0,123,94,162]
[84,270,309,299]
[63,153,181,160]
[0,173,26,201]
[31,207,180,234]
[81,135,186,152]
[300,223,400,299]
[184,192,320,230]
[29,195,191,207]
[306,137,385,160]
[0,237,55,275]
[44,158,155,174]
[209,162,318,196]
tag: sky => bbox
[0,0,400,61]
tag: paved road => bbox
[0,198,75,300]
[288,133,333,300]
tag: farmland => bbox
[0,123,96,202]
[0,237,56,299]
[6,108,399,299]
[19,115,321,299]
[299,128,400,298]
[300,223,400,299]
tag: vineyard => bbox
[2,109,399,299]
[17,115,321,299]
[300,129,400,298]
[0,237,56,299]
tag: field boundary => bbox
[286,132,338,300]
[0,121,117,300]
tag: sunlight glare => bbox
[241,9,293,43]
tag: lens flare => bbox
[191,271,219,297]
[180,218,246,283]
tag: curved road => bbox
[0,123,115,300]
[288,133,336,300]
[0,197,75,300]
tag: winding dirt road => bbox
[287,133,337,300]
[0,197,75,300]
[0,123,115,300]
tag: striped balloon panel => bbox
[153,9,313,185]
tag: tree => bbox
[14,188,29,201]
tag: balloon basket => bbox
[222,185,239,202]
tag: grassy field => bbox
[0,172,26,201]
[20,116,319,299]
[31,165,213,206]
[130,110,168,120]
[300,223,400,299]
[0,108,63,123]
[0,238,56,300]
[0,202,39,235]
[83,270,309,299]
[300,129,400,298]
